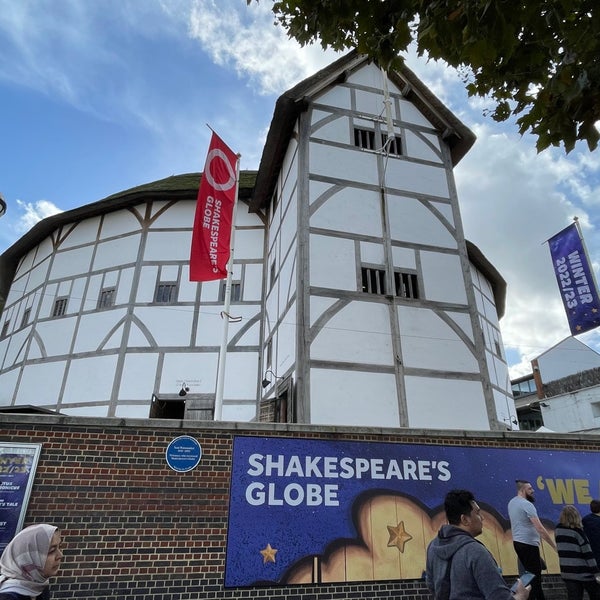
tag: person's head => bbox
[590,499,600,515]
[559,505,583,529]
[515,480,535,503]
[444,489,484,537]
[0,524,63,594]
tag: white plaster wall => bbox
[361,241,385,264]
[178,275,198,303]
[60,217,101,248]
[387,196,456,248]
[223,352,259,400]
[404,131,443,164]
[384,160,449,198]
[235,229,264,260]
[134,306,195,346]
[117,268,134,304]
[355,88,391,120]
[311,301,393,365]
[144,231,189,262]
[61,355,118,403]
[160,352,218,395]
[137,266,160,302]
[399,98,433,128]
[310,144,379,186]
[310,296,338,327]
[222,404,257,422]
[312,115,349,145]
[150,200,193,228]
[541,387,600,432]
[101,208,143,238]
[310,234,357,290]
[243,264,263,302]
[73,309,128,352]
[1,327,29,365]
[537,338,600,382]
[275,302,297,375]
[62,405,109,417]
[314,86,351,110]
[398,305,479,372]
[0,367,19,404]
[421,251,468,304]
[13,361,64,406]
[50,246,94,279]
[405,377,489,429]
[277,244,296,316]
[119,353,160,399]
[32,318,78,356]
[392,246,417,270]
[114,405,147,418]
[310,368,399,426]
[493,388,518,430]
[311,188,382,238]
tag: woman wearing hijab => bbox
[555,505,600,600]
[0,524,63,600]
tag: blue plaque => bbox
[165,436,202,472]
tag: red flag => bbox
[190,132,238,281]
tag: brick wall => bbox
[2,415,596,600]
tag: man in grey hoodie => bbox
[426,489,530,600]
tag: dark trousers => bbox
[513,541,545,600]
[564,579,600,600]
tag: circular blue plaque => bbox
[165,436,202,472]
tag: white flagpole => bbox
[213,153,241,421]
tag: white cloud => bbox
[188,0,339,96]
[15,199,63,232]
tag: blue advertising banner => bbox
[225,436,600,587]
[0,443,42,552]
[548,222,600,335]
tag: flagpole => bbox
[213,153,241,421]
[573,216,600,298]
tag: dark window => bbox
[270,260,276,290]
[21,308,31,328]
[494,340,502,357]
[98,288,116,309]
[155,283,177,303]
[220,282,241,302]
[1,320,9,338]
[266,339,272,368]
[383,134,402,156]
[52,298,68,317]
[354,127,376,150]
[361,267,387,295]
[394,272,419,299]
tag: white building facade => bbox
[0,53,516,430]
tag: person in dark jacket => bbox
[426,489,530,600]
[555,505,600,600]
[0,524,63,600]
[582,500,600,569]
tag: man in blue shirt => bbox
[508,480,556,600]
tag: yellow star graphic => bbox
[387,521,413,552]
[260,543,278,564]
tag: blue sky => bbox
[1,0,600,377]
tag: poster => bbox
[0,443,42,552]
[225,436,600,587]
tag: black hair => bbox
[444,489,476,525]
[590,499,600,514]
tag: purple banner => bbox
[0,444,42,552]
[548,222,600,335]
[225,436,600,587]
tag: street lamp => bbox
[0,193,6,218]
